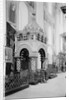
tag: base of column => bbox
[29,70,38,84]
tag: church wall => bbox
[18,2,28,30]
[36,2,44,31]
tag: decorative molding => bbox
[17,20,44,36]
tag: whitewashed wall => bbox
[54,6,66,54]
[36,2,44,30]
[18,2,28,30]
[44,3,54,64]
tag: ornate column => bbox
[29,52,38,83]
[30,57,37,72]
[37,53,41,70]
[17,57,21,72]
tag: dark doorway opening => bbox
[20,48,29,70]
[39,48,45,69]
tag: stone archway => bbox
[15,44,32,57]
[37,44,47,57]
[15,44,33,74]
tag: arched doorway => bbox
[20,48,29,70]
[39,48,45,69]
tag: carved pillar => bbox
[30,57,37,72]
[17,57,21,72]
[29,52,38,83]
[37,53,41,70]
